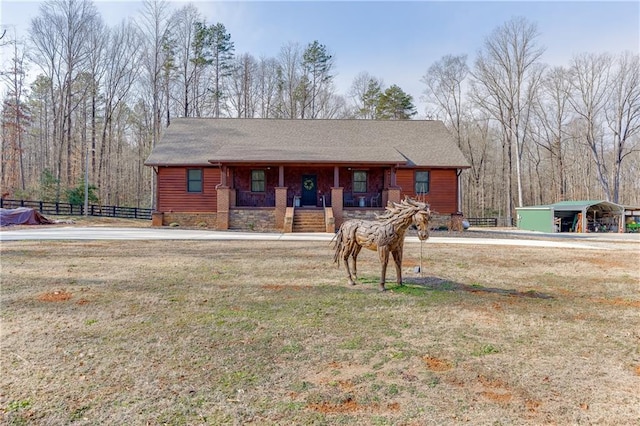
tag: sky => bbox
[1,0,639,117]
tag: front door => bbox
[301,175,317,206]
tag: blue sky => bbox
[2,1,639,116]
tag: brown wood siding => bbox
[158,167,220,212]
[396,168,458,214]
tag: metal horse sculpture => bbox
[332,197,431,291]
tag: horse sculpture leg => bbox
[351,245,362,282]
[378,247,390,291]
[334,225,357,286]
[342,249,356,286]
[392,248,403,287]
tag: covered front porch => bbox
[227,164,396,208]
[215,163,404,231]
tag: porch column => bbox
[216,186,231,230]
[386,187,401,205]
[221,165,227,186]
[226,167,237,207]
[331,187,344,227]
[275,187,288,231]
[457,169,463,213]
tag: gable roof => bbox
[145,118,470,168]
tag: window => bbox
[187,169,202,192]
[353,171,367,193]
[415,171,430,195]
[251,170,265,192]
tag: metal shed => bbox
[516,200,624,233]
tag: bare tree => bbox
[26,76,53,186]
[227,53,258,118]
[276,42,303,118]
[314,89,349,119]
[567,52,614,201]
[85,15,107,183]
[97,22,141,204]
[471,17,545,222]
[170,4,201,118]
[256,56,279,118]
[137,0,171,208]
[531,66,572,201]
[0,30,29,194]
[421,54,468,146]
[29,0,99,192]
[606,52,640,203]
[348,71,383,119]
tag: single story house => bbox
[516,200,625,233]
[145,118,470,232]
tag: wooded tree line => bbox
[1,0,638,220]
[422,18,640,220]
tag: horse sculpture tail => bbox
[332,226,344,264]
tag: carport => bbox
[516,200,625,233]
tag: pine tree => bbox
[376,84,416,120]
[301,40,333,118]
[192,22,234,117]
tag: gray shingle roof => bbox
[145,118,470,168]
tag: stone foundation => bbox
[162,212,218,228]
[229,208,277,232]
[429,213,453,230]
[157,209,450,232]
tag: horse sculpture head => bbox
[381,198,431,241]
[408,199,431,241]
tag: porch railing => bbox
[344,192,381,208]
[236,190,275,207]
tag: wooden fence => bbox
[0,199,152,220]
[466,217,498,227]
[467,217,516,227]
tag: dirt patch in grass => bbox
[307,397,400,414]
[589,297,640,308]
[423,356,453,372]
[37,290,73,302]
[261,284,314,291]
[1,238,638,424]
